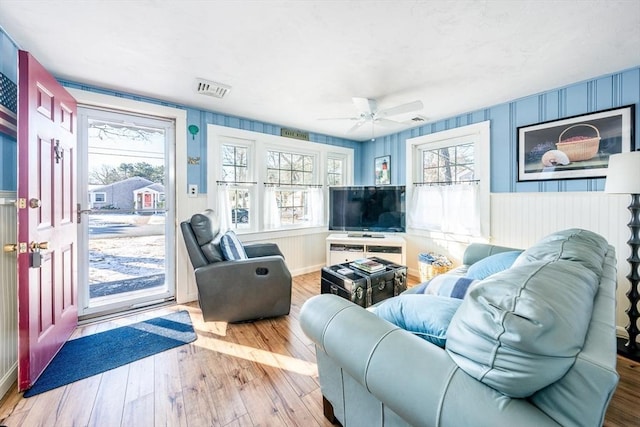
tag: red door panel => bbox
[17,50,78,391]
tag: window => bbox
[266,150,316,226]
[220,141,254,230]
[93,192,106,203]
[208,125,354,234]
[406,121,490,238]
[327,156,345,186]
[421,143,474,184]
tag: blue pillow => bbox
[372,295,462,347]
[220,230,248,260]
[466,250,522,280]
[422,275,479,299]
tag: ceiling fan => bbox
[320,97,424,135]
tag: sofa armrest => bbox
[462,243,521,266]
[244,242,284,259]
[300,294,561,427]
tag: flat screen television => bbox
[329,186,405,233]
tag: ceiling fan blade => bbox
[352,97,377,114]
[377,100,424,118]
[346,120,366,133]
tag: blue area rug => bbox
[24,310,196,397]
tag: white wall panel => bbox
[0,191,17,398]
[491,192,632,339]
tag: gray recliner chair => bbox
[180,209,292,322]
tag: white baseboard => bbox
[0,362,17,401]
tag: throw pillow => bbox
[421,275,479,299]
[466,250,523,280]
[220,230,248,260]
[371,295,462,347]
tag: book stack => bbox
[350,258,385,273]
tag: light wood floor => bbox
[0,270,638,427]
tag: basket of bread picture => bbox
[555,123,601,161]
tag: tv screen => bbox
[329,186,405,233]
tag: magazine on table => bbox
[350,258,385,273]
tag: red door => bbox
[17,50,78,391]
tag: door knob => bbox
[29,198,41,208]
[3,243,17,253]
[30,241,49,251]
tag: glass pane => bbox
[267,152,279,169]
[303,155,313,172]
[281,153,292,170]
[236,166,248,182]
[280,170,292,184]
[222,145,235,165]
[292,154,303,171]
[235,146,248,166]
[423,150,438,168]
[267,169,278,183]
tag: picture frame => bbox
[517,105,635,182]
[374,155,391,185]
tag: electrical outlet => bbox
[188,184,198,197]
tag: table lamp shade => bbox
[605,151,640,194]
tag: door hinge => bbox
[17,198,27,209]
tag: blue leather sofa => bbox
[301,229,619,426]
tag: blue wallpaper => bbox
[361,67,640,193]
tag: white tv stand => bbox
[326,233,406,266]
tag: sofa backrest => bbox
[447,229,619,426]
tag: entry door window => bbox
[77,107,175,318]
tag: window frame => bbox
[406,121,490,239]
[208,125,354,237]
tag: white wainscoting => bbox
[0,191,17,399]
[490,192,631,339]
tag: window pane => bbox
[235,147,247,166]
[267,152,279,169]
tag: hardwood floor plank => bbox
[53,375,101,426]
[87,364,129,427]
[154,347,188,427]
[1,270,639,427]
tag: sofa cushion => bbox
[420,274,479,299]
[466,250,523,280]
[371,295,462,347]
[512,228,608,276]
[446,259,599,398]
[220,230,248,260]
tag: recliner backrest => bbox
[181,209,225,269]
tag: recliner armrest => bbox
[244,243,284,259]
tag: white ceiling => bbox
[1,0,639,141]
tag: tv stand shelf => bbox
[326,233,406,266]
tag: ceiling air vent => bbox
[194,78,231,99]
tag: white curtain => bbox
[264,186,281,229]
[409,185,443,230]
[409,183,480,236]
[306,187,324,226]
[217,185,232,232]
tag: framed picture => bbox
[517,105,635,182]
[374,155,391,185]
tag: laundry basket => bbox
[418,253,452,282]
[555,123,600,161]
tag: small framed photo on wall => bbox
[374,155,391,185]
